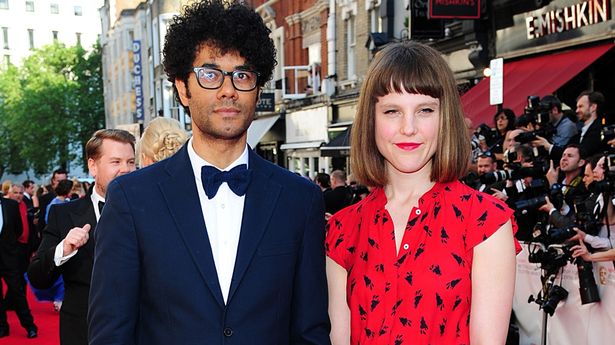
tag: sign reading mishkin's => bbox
[132,40,144,121]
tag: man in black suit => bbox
[37,169,68,231]
[27,129,136,345]
[535,91,607,162]
[0,197,37,338]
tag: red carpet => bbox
[3,284,60,345]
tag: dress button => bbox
[403,244,409,250]
[415,209,421,215]
[223,327,233,337]
[221,203,226,209]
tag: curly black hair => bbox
[163,0,276,107]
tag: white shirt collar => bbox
[91,188,105,204]
[187,137,250,181]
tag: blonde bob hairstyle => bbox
[351,41,470,188]
[136,117,189,167]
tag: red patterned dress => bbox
[325,180,519,345]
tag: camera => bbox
[601,124,615,143]
[472,123,499,151]
[516,95,551,128]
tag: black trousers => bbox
[0,258,36,331]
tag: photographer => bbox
[493,109,517,156]
[569,155,615,250]
[534,91,607,161]
[538,145,588,227]
[469,151,507,196]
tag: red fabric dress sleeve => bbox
[465,191,522,254]
[325,209,352,269]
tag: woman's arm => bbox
[327,257,350,345]
[572,240,615,262]
[470,220,516,345]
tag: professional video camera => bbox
[528,211,602,311]
[517,95,551,128]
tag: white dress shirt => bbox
[188,137,248,304]
[54,189,105,266]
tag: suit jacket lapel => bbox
[227,150,281,302]
[159,145,225,306]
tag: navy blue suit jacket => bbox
[88,145,331,345]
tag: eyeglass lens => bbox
[195,67,257,91]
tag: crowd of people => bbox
[0,0,611,344]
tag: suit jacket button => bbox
[223,327,233,337]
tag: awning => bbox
[461,43,613,128]
[321,127,351,157]
[247,115,280,148]
[280,141,323,150]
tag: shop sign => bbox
[430,0,480,19]
[526,0,611,39]
[256,92,275,112]
[496,0,614,56]
[132,40,144,121]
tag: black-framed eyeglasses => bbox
[192,66,259,91]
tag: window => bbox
[75,32,81,45]
[28,28,34,49]
[2,27,8,49]
[25,0,33,12]
[0,0,8,10]
[52,30,58,41]
[346,16,356,79]
[74,5,81,16]
[50,3,58,14]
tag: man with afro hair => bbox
[88,1,331,344]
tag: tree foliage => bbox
[0,41,104,179]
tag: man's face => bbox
[559,147,583,173]
[504,129,523,152]
[8,186,24,203]
[88,139,136,197]
[477,157,496,175]
[576,95,595,123]
[24,184,35,196]
[52,173,67,189]
[175,43,258,144]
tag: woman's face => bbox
[495,113,509,132]
[375,91,440,179]
[593,157,605,181]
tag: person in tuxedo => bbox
[27,129,136,345]
[88,1,331,345]
[0,197,38,338]
[37,169,68,231]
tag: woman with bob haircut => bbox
[325,41,519,345]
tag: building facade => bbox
[0,0,103,68]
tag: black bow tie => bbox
[201,164,251,199]
[98,201,105,214]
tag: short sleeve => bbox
[465,191,521,254]
[325,209,354,270]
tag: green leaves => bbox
[0,41,104,178]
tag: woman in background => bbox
[136,117,189,168]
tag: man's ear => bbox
[175,79,190,106]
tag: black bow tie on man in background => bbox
[98,201,105,214]
[201,164,252,199]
